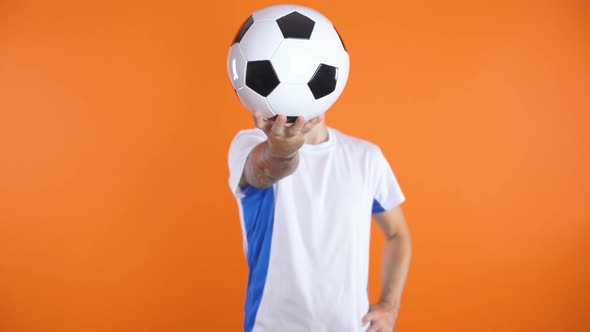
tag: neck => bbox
[304,119,329,145]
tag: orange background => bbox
[1,0,589,331]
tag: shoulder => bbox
[228,128,267,160]
[229,128,267,149]
[331,128,383,156]
[232,128,266,142]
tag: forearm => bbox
[379,232,412,309]
[241,141,300,188]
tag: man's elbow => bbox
[387,228,412,247]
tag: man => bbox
[228,112,412,332]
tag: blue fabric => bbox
[241,185,276,332]
[372,198,386,214]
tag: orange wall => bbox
[0,0,588,331]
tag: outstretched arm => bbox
[240,112,322,188]
[363,205,412,332]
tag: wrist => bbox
[265,141,297,160]
[378,296,401,312]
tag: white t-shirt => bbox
[228,127,405,332]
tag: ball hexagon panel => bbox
[252,4,296,21]
[227,44,247,90]
[308,21,347,65]
[270,39,319,84]
[267,84,338,120]
[307,64,338,99]
[236,87,276,119]
[270,21,347,85]
[239,20,284,61]
[245,60,280,97]
[276,11,315,39]
[232,16,254,44]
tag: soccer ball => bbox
[227,4,350,121]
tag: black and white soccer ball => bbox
[227,4,350,121]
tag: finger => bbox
[366,319,384,332]
[362,312,375,325]
[253,112,265,129]
[301,115,323,133]
[254,112,275,133]
[287,116,305,136]
[271,114,287,136]
[366,324,382,332]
